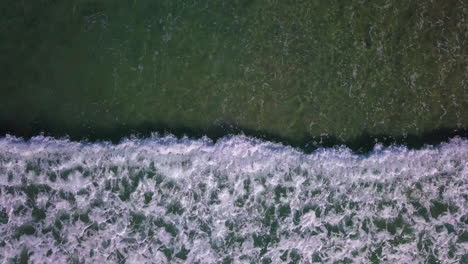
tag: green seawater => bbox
[1,0,467,147]
[1,2,468,261]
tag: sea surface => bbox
[0,135,467,263]
[1,0,467,143]
[1,0,467,263]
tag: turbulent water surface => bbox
[0,135,467,263]
[1,0,467,263]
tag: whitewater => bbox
[0,135,467,263]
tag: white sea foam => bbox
[0,135,467,263]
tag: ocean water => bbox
[0,135,467,263]
[1,0,467,263]
[1,0,467,143]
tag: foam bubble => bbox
[0,135,467,263]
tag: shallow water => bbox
[0,135,467,263]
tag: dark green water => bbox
[1,0,467,147]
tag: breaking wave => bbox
[0,135,467,263]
